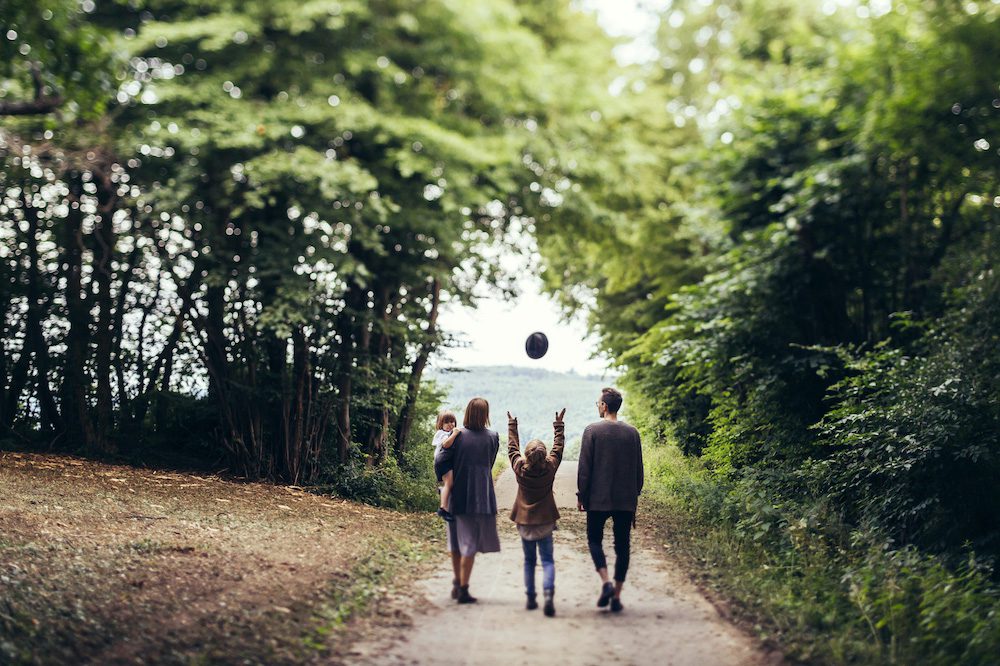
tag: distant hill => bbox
[426,365,619,460]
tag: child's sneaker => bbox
[526,592,538,610]
[610,597,623,613]
[436,508,455,522]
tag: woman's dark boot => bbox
[543,589,555,617]
[457,585,477,604]
[526,592,538,610]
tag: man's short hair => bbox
[600,387,623,414]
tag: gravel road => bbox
[351,461,775,666]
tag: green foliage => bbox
[643,441,1000,665]
[1,0,625,487]
[542,0,1000,546]
[318,450,428,510]
[320,444,439,512]
[318,381,444,510]
[1,0,117,119]
[535,1,1000,660]
[844,545,1000,666]
[813,265,1000,554]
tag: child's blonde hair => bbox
[436,411,457,430]
[524,439,547,469]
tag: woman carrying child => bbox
[507,408,566,617]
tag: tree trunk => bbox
[284,326,308,482]
[365,287,400,464]
[394,278,440,459]
[4,194,60,433]
[265,327,288,478]
[134,279,193,432]
[335,283,362,464]
[61,174,95,450]
[113,230,142,439]
[91,170,118,453]
[23,196,62,435]
[2,260,27,430]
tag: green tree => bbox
[2,0,627,486]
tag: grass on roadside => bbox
[0,452,442,666]
[492,445,509,481]
[641,443,1000,666]
[303,532,438,655]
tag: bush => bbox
[320,449,438,512]
[642,440,1000,665]
[844,543,1000,666]
[814,272,1000,556]
[316,381,444,512]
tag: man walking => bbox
[577,387,644,612]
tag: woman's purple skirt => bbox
[446,513,501,556]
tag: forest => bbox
[533,0,1000,662]
[2,0,999,663]
[0,0,617,486]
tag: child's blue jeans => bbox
[522,535,555,595]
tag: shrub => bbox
[814,273,1000,556]
[643,440,1000,665]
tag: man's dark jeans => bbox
[586,510,634,582]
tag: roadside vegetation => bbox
[641,443,1000,665]
[537,2,1000,664]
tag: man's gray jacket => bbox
[577,420,644,512]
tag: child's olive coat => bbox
[507,418,564,525]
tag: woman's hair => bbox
[436,411,457,431]
[524,439,547,469]
[463,397,490,430]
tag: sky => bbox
[432,272,610,376]
[430,0,661,377]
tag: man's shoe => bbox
[451,579,461,599]
[457,586,478,604]
[526,592,538,610]
[597,581,615,607]
[543,589,555,617]
[437,508,455,522]
[610,597,623,613]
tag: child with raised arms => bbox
[507,408,566,617]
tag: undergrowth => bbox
[303,534,436,655]
[642,443,1000,665]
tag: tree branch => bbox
[0,62,64,116]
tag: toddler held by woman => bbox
[433,411,460,521]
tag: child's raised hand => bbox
[555,408,566,423]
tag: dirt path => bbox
[352,461,774,666]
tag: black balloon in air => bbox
[525,331,549,359]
